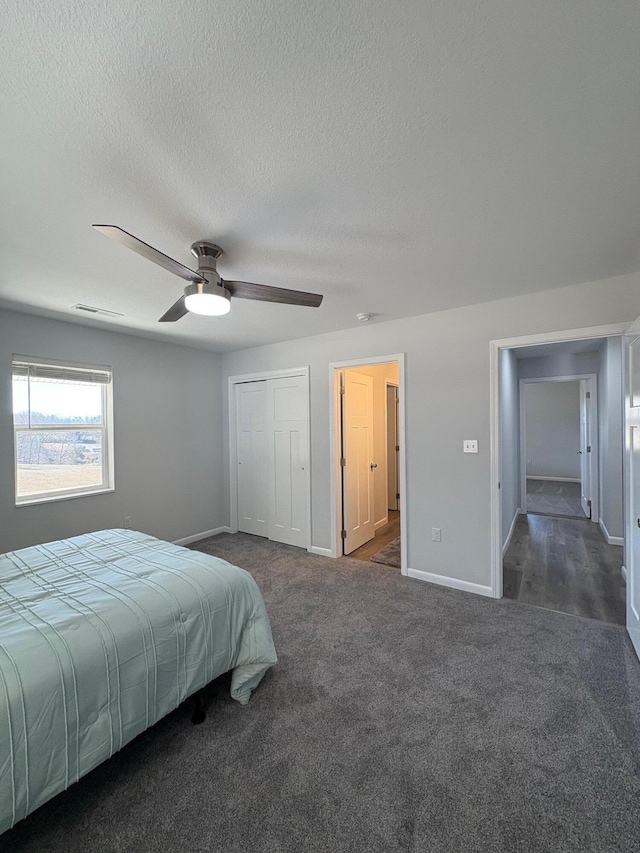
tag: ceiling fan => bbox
[92,225,324,322]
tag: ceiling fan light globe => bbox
[184,291,231,316]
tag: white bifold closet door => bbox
[235,375,309,548]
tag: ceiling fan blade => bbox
[93,225,205,283]
[159,296,189,322]
[225,280,323,307]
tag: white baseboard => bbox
[407,567,494,598]
[526,476,581,483]
[374,516,389,531]
[173,526,231,546]
[598,518,624,547]
[308,545,335,558]
[502,507,522,555]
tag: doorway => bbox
[520,375,598,520]
[491,331,626,624]
[330,355,407,572]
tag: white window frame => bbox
[12,357,115,506]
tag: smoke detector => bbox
[356,313,373,322]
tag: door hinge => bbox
[340,530,347,539]
[587,446,591,452]
[586,391,591,399]
[339,386,345,395]
[340,457,346,467]
[396,445,400,452]
[588,499,592,507]
[396,493,400,500]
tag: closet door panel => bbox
[236,381,269,537]
[268,377,309,547]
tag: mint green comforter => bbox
[0,529,277,834]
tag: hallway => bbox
[503,513,625,625]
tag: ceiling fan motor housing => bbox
[184,279,231,302]
[187,241,230,300]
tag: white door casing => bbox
[269,375,309,547]
[579,380,591,518]
[342,370,375,554]
[491,323,629,599]
[329,354,407,571]
[625,328,640,660]
[236,381,269,537]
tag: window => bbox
[12,358,114,505]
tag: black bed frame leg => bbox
[191,691,206,725]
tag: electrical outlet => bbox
[124,516,132,529]
[463,439,478,454]
[432,527,441,542]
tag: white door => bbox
[625,330,640,660]
[268,375,309,547]
[579,380,591,518]
[236,381,269,536]
[386,384,399,511]
[342,370,375,554]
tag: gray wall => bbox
[524,381,580,479]
[500,348,520,548]
[598,337,624,539]
[0,310,224,551]
[221,271,640,590]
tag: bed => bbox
[0,528,277,835]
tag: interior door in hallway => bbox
[342,370,375,554]
[236,381,269,536]
[269,375,309,548]
[579,380,591,518]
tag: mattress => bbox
[0,528,277,834]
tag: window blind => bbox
[12,361,112,385]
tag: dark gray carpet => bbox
[370,534,401,567]
[3,533,640,853]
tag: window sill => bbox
[16,487,115,508]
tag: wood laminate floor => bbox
[503,513,625,625]
[349,510,400,565]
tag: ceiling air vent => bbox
[73,304,124,318]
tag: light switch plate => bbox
[463,440,478,454]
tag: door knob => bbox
[370,463,378,470]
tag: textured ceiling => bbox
[2,1,639,352]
